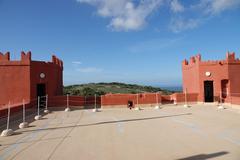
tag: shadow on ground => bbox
[20,113,192,133]
[177,151,229,160]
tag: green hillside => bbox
[63,82,174,96]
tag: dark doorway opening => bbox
[204,81,214,102]
[37,84,46,108]
[221,79,229,99]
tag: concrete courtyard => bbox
[0,104,240,160]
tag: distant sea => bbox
[156,86,183,92]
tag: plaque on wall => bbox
[205,72,211,77]
[40,73,46,79]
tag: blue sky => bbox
[0,0,240,87]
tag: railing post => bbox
[19,99,29,128]
[184,88,190,108]
[1,101,14,136]
[65,94,71,112]
[95,94,97,109]
[67,94,69,108]
[135,94,141,110]
[44,95,50,113]
[100,95,103,109]
[218,90,225,109]
[35,96,42,120]
[38,96,40,116]
[155,92,161,109]
[23,99,25,123]
[93,94,99,112]
[7,102,10,130]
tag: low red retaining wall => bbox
[48,96,101,107]
[0,100,37,118]
[101,93,161,107]
[171,93,199,103]
[101,93,199,107]
[2,93,240,118]
[0,96,101,118]
[161,95,173,104]
[226,96,240,105]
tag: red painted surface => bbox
[2,51,240,117]
[0,95,102,118]
[0,101,37,118]
[171,93,198,103]
[182,52,240,103]
[0,51,63,108]
[161,95,173,104]
[48,96,101,107]
[101,93,162,108]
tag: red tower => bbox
[182,52,240,103]
[0,51,63,107]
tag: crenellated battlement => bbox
[21,51,32,61]
[0,52,10,61]
[225,52,240,63]
[52,55,63,68]
[182,54,201,66]
[183,52,240,67]
[0,51,63,67]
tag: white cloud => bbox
[72,61,82,65]
[78,0,240,32]
[77,0,163,31]
[170,0,240,33]
[77,67,103,73]
[170,0,184,13]
[169,17,200,33]
[196,0,240,15]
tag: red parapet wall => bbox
[101,93,199,107]
[48,96,101,107]
[227,96,240,105]
[171,93,199,103]
[0,95,101,118]
[0,100,37,118]
[161,95,173,104]
[101,93,162,107]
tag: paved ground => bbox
[0,104,240,160]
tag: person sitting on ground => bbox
[128,100,133,110]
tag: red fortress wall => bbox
[0,51,63,108]
[101,93,162,108]
[182,52,240,104]
[2,50,240,116]
[101,92,199,108]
